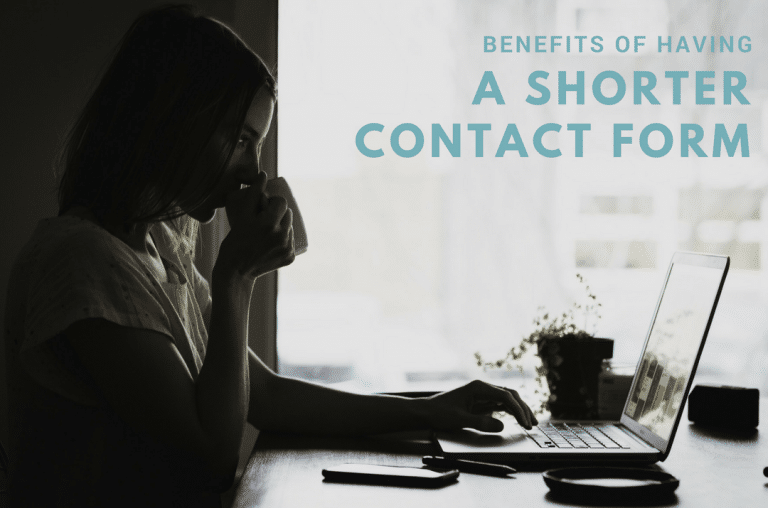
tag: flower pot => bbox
[537,335,614,419]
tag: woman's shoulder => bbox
[13,216,177,352]
[25,215,129,259]
[12,215,145,288]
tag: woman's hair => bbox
[55,4,276,258]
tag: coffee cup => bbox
[265,177,308,255]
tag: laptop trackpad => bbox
[436,424,537,453]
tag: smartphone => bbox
[322,463,459,487]
[265,177,308,255]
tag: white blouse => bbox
[4,215,218,506]
[9,215,212,405]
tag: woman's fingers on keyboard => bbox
[472,382,532,429]
[489,385,537,427]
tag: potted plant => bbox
[475,274,613,419]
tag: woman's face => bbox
[186,87,275,224]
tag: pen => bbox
[422,456,516,476]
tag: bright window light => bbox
[277,0,768,396]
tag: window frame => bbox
[197,0,279,371]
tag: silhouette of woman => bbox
[5,5,535,506]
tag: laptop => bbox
[435,252,730,466]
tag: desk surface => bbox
[233,401,768,507]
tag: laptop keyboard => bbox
[525,423,634,449]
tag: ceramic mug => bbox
[265,177,308,255]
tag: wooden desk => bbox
[232,400,768,507]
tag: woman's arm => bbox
[66,273,253,484]
[64,179,293,484]
[218,180,536,436]
[246,350,536,436]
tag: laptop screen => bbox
[623,261,726,442]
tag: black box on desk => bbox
[597,363,634,420]
[688,384,759,429]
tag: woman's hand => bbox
[214,174,295,284]
[423,380,537,432]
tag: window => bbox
[277,0,768,397]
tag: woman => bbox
[4,5,535,506]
